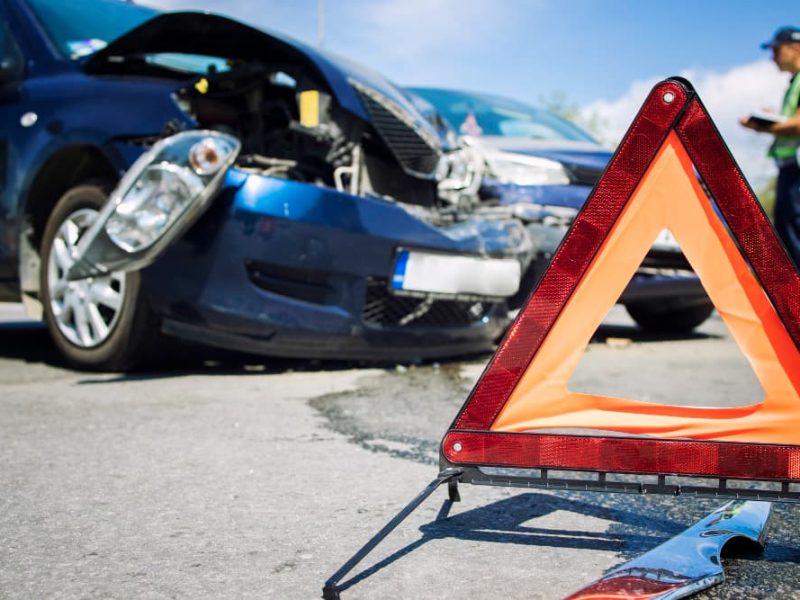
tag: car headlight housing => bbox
[485,150,570,186]
[105,163,205,251]
[105,132,239,252]
[66,130,241,281]
[436,146,483,205]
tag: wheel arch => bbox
[19,145,119,317]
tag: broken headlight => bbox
[105,133,239,252]
[66,131,240,280]
[105,163,204,252]
[436,146,483,205]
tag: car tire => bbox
[39,181,160,371]
[624,302,714,334]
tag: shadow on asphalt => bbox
[0,317,717,381]
[336,490,788,594]
[0,320,59,364]
[0,319,331,377]
[337,491,683,593]
[0,319,485,381]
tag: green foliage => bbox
[537,90,580,122]
[537,90,612,146]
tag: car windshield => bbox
[26,0,158,59]
[409,88,597,143]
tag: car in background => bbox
[0,0,531,370]
[408,87,714,333]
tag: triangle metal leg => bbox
[322,468,462,599]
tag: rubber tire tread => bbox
[625,302,714,333]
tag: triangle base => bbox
[443,430,800,486]
[447,461,800,502]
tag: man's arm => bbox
[768,111,800,136]
[740,109,800,136]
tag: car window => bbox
[26,0,158,59]
[0,18,24,96]
[410,88,597,143]
[144,53,230,75]
[0,18,23,71]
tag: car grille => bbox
[362,279,489,328]
[351,82,441,178]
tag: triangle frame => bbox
[323,77,800,600]
[441,78,800,488]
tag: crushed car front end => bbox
[137,170,523,360]
[62,11,530,362]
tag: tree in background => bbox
[538,90,612,147]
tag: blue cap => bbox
[761,26,800,49]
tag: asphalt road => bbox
[1,302,799,599]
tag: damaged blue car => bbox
[0,0,530,370]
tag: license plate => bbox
[391,249,521,298]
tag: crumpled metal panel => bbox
[565,500,771,600]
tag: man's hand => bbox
[739,115,774,132]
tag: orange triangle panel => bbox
[441,78,800,481]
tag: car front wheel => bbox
[624,301,714,334]
[40,182,159,370]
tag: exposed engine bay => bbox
[171,62,482,218]
[82,10,487,225]
[77,10,531,282]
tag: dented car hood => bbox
[83,11,436,139]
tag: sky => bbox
[142,0,799,188]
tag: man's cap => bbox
[761,26,800,49]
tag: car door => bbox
[0,7,25,297]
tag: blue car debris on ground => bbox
[0,0,533,370]
[408,87,714,332]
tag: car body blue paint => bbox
[0,3,193,266]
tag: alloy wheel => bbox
[46,208,126,348]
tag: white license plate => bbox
[391,249,521,298]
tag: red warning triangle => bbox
[441,78,800,482]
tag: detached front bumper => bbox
[140,169,527,360]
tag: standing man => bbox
[741,27,800,269]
